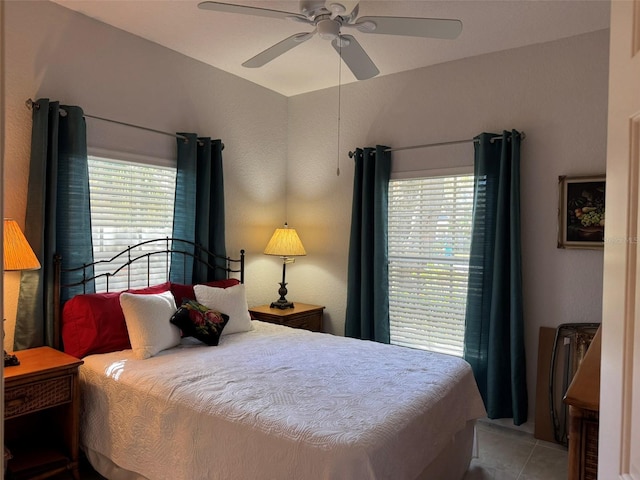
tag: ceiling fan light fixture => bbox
[317,18,341,40]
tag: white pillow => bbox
[193,283,253,336]
[120,290,180,359]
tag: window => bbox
[87,155,177,292]
[388,172,474,356]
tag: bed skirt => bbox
[84,420,477,480]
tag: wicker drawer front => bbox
[583,419,599,480]
[5,375,73,419]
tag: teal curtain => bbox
[464,130,527,425]
[14,99,95,350]
[345,146,391,342]
[170,135,226,283]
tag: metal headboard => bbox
[52,237,245,349]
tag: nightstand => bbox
[249,303,325,332]
[4,347,83,480]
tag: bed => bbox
[54,239,486,480]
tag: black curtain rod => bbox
[25,99,223,149]
[347,132,526,158]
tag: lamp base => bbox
[4,350,19,367]
[270,300,294,309]
[271,281,294,309]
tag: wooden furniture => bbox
[249,303,324,332]
[564,326,601,480]
[534,327,557,442]
[4,347,83,480]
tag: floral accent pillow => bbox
[170,299,229,346]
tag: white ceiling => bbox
[51,0,610,97]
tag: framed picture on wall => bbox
[558,175,606,249]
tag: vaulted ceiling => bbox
[51,0,610,97]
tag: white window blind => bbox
[87,156,177,292]
[388,174,474,356]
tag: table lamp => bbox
[263,223,306,309]
[4,219,41,366]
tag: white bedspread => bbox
[80,321,486,480]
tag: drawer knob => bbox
[6,396,28,409]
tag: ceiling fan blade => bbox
[355,16,462,40]
[331,34,379,80]
[198,1,306,21]
[242,32,315,68]
[347,2,359,22]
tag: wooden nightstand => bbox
[565,328,601,480]
[249,303,325,332]
[4,347,83,480]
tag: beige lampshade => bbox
[263,225,306,257]
[4,219,41,271]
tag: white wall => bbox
[287,29,610,427]
[3,0,290,348]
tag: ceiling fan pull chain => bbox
[336,37,342,177]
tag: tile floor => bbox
[465,420,568,480]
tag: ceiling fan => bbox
[197,0,463,80]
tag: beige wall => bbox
[287,29,610,428]
[4,0,609,430]
[4,0,289,348]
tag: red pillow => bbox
[170,278,240,305]
[61,282,170,358]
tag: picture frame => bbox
[558,175,606,249]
